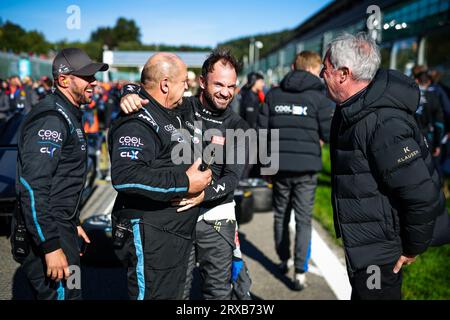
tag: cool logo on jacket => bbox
[119,136,143,160]
[37,129,62,158]
[274,105,308,116]
[119,136,144,147]
[38,129,63,143]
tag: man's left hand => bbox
[172,192,205,212]
[393,254,417,274]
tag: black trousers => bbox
[349,262,402,300]
[114,214,195,300]
[272,173,317,273]
[183,219,236,300]
[18,220,81,300]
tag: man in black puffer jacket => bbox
[322,33,445,300]
[258,51,334,290]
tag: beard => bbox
[72,84,93,105]
[203,88,231,112]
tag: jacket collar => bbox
[340,69,388,127]
[54,87,83,121]
[193,96,231,121]
[138,86,175,116]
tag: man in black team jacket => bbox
[120,49,251,300]
[13,48,108,300]
[258,51,334,290]
[321,33,445,300]
[110,53,212,300]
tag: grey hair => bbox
[327,32,381,82]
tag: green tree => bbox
[90,27,115,48]
[0,21,26,53]
[113,18,141,45]
[90,17,141,49]
[22,31,51,54]
[0,21,50,54]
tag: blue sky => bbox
[0,0,332,47]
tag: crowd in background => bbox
[2,61,450,189]
[0,76,125,133]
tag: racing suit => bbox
[182,98,250,299]
[121,84,251,299]
[13,88,88,300]
[109,87,197,300]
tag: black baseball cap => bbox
[52,48,109,79]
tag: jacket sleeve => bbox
[18,114,67,253]
[203,120,249,202]
[120,83,141,97]
[203,163,244,202]
[110,120,189,202]
[368,117,444,256]
[317,96,334,143]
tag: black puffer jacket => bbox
[258,70,334,174]
[330,69,445,273]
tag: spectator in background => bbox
[104,81,122,128]
[429,69,450,123]
[258,51,334,290]
[184,70,199,97]
[240,72,265,128]
[36,76,53,101]
[413,71,445,173]
[22,76,39,106]
[0,79,10,121]
[7,75,32,114]
[427,69,450,197]
[82,85,102,135]
[413,66,450,132]
[229,85,242,114]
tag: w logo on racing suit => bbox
[213,183,226,193]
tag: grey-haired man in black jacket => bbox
[322,33,444,300]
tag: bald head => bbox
[140,52,188,108]
[141,53,185,89]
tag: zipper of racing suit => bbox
[66,128,89,221]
